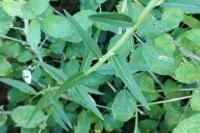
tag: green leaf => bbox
[0,55,12,76]
[110,56,149,109]
[190,88,200,111]
[0,115,7,126]
[63,59,80,77]
[17,51,33,63]
[108,35,133,57]
[89,12,133,28]
[137,8,183,38]
[173,114,200,133]
[35,61,67,84]
[52,101,72,130]
[27,0,49,16]
[142,44,177,75]
[28,90,54,126]
[0,41,22,58]
[0,78,36,94]
[161,0,200,14]
[0,8,14,35]
[42,15,76,39]
[74,110,91,133]
[64,10,102,58]
[49,39,65,54]
[27,19,41,49]
[55,72,85,98]
[111,90,136,122]
[2,0,23,16]
[103,113,123,132]
[11,105,46,128]
[175,61,200,84]
[134,72,159,102]
[76,87,103,119]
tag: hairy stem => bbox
[84,0,164,76]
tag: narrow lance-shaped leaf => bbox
[161,0,200,14]
[80,30,100,71]
[34,61,67,84]
[89,12,133,27]
[28,90,53,124]
[63,10,102,58]
[75,87,104,120]
[55,72,85,98]
[0,78,36,95]
[110,56,149,109]
[52,101,72,130]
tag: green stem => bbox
[138,95,192,106]
[84,0,164,76]
[0,111,11,115]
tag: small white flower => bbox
[22,70,32,84]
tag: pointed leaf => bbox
[110,56,149,109]
[55,72,85,98]
[35,61,67,84]
[64,10,102,58]
[52,101,72,128]
[161,0,200,14]
[75,110,91,133]
[89,12,133,27]
[0,78,36,95]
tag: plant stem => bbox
[138,95,192,107]
[0,111,11,115]
[133,109,138,133]
[84,0,164,76]
[0,34,27,45]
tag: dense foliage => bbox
[0,0,200,132]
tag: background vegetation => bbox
[0,0,200,132]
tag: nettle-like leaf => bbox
[27,0,49,16]
[89,12,133,28]
[137,8,183,38]
[0,8,14,35]
[110,56,149,109]
[142,44,177,75]
[175,61,200,84]
[42,15,77,39]
[27,19,41,49]
[2,0,23,16]
[173,114,200,133]
[111,89,136,122]
[11,105,46,128]
[134,72,159,102]
[161,0,200,14]
[154,34,176,54]
[190,88,200,111]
